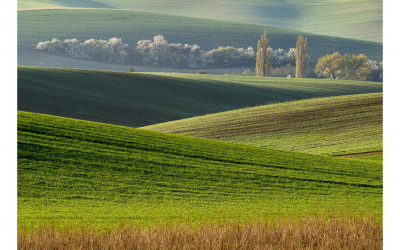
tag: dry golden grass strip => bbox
[19,214,382,250]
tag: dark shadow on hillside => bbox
[245,4,299,20]
[50,0,114,9]
[218,0,300,27]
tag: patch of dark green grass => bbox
[18,66,382,127]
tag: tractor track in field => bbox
[334,151,383,158]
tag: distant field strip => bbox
[144,93,382,157]
[17,0,382,42]
[17,9,382,62]
[18,111,382,227]
[17,48,259,74]
[18,67,383,127]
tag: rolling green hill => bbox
[18,111,382,227]
[18,67,383,127]
[18,9,382,63]
[17,0,382,42]
[143,93,382,157]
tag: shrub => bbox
[197,70,207,74]
[366,60,383,82]
[136,35,206,68]
[204,46,255,67]
[271,64,296,77]
[228,69,256,76]
[315,52,373,80]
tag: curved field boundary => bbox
[143,93,382,156]
[18,111,382,227]
[336,151,383,158]
[18,67,382,127]
[17,0,382,42]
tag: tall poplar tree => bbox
[255,40,264,76]
[255,30,272,77]
[295,35,309,78]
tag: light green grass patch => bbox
[144,93,382,157]
[18,0,382,42]
[18,111,382,229]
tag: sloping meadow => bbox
[18,111,382,228]
[143,93,382,157]
[17,0,382,43]
[18,67,382,127]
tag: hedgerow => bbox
[36,35,297,68]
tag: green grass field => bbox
[16,1,384,244]
[18,67,383,127]
[18,9,382,62]
[17,0,382,42]
[18,111,382,229]
[143,93,382,157]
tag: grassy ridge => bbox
[18,9,382,62]
[18,111,382,227]
[143,93,382,157]
[18,67,383,127]
[17,0,382,42]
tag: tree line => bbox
[255,30,382,81]
[36,36,295,69]
[36,33,382,81]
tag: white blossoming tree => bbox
[36,35,299,70]
[36,37,128,63]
